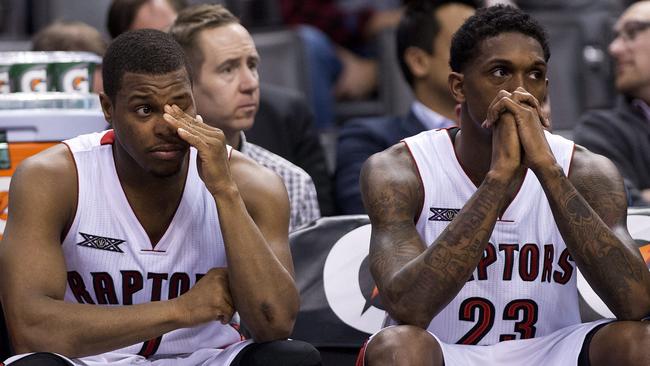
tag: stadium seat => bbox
[252,28,310,99]
[334,27,413,124]
[374,27,414,117]
[289,215,379,366]
[526,8,618,134]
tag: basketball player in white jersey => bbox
[0,30,320,365]
[357,5,650,366]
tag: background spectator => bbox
[31,20,107,93]
[170,4,321,230]
[280,0,403,129]
[335,0,475,214]
[574,0,650,206]
[107,0,182,39]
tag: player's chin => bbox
[148,160,186,178]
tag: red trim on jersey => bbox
[355,339,369,366]
[401,140,426,224]
[138,336,162,358]
[230,323,247,341]
[100,130,115,145]
[61,141,80,244]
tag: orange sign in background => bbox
[0,142,57,177]
[639,244,650,267]
[0,142,57,239]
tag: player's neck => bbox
[454,118,493,187]
[112,144,189,200]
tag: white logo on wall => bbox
[21,67,48,92]
[62,66,89,92]
[323,224,385,334]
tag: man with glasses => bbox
[574,1,650,207]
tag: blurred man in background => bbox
[335,0,475,214]
[31,20,107,93]
[575,0,650,207]
[170,4,321,230]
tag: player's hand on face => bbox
[484,88,555,172]
[163,104,233,193]
[177,268,235,326]
[490,109,522,178]
[484,87,550,130]
[485,90,522,177]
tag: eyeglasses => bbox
[614,20,650,43]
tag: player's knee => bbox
[591,321,650,366]
[616,322,650,365]
[238,339,321,366]
[272,339,321,366]
[366,326,442,366]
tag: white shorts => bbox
[360,319,611,366]
[4,339,253,366]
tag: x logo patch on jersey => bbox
[77,232,126,253]
[428,207,460,222]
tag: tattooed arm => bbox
[494,87,650,319]
[536,147,650,320]
[361,120,523,327]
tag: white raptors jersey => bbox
[61,130,241,358]
[400,128,580,346]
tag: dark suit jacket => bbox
[246,84,335,215]
[574,97,650,206]
[334,110,426,214]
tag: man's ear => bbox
[448,71,465,104]
[99,92,113,127]
[404,46,430,80]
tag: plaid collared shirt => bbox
[240,133,321,231]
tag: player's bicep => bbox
[569,147,635,245]
[0,150,76,304]
[237,163,294,275]
[361,146,427,287]
[570,147,629,228]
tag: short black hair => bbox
[396,0,477,87]
[102,29,192,101]
[449,5,550,73]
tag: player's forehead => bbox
[117,69,192,102]
[471,32,546,69]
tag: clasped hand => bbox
[176,268,235,327]
[483,87,555,175]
